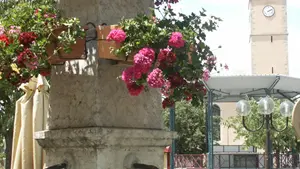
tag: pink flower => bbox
[8,26,21,34]
[202,69,210,81]
[168,32,185,48]
[224,64,229,70]
[0,25,4,35]
[106,29,126,43]
[126,82,144,96]
[133,53,153,73]
[122,66,142,84]
[147,68,165,88]
[207,56,217,65]
[138,47,155,60]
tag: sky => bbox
[170,0,300,77]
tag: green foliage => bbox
[0,0,84,87]
[0,79,23,169]
[113,6,223,108]
[0,81,22,137]
[224,98,300,153]
[163,101,221,154]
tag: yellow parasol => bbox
[10,75,49,169]
[292,100,300,139]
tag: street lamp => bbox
[236,96,294,169]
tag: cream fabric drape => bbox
[10,75,49,169]
[292,100,300,139]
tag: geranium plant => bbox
[0,0,85,86]
[106,5,226,108]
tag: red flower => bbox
[194,81,207,95]
[34,9,39,15]
[19,32,37,47]
[162,98,175,109]
[5,70,22,86]
[168,73,186,88]
[194,81,204,90]
[126,82,144,96]
[17,49,38,70]
[202,87,207,95]
[157,48,176,68]
[184,91,192,101]
[0,34,10,46]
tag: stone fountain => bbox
[34,0,175,168]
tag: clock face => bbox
[263,5,275,17]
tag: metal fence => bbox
[174,154,300,169]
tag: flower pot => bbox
[97,25,133,63]
[46,26,86,64]
[97,24,120,39]
[46,42,65,65]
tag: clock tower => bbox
[219,0,289,146]
[250,0,289,75]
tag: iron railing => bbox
[174,153,300,169]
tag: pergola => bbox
[202,74,300,169]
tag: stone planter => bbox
[47,26,87,65]
[97,25,133,63]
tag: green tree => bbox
[0,2,25,168]
[0,81,23,169]
[224,98,300,153]
[163,101,221,154]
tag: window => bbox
[212,104,221,141]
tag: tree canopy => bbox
[163,101,221,154]
[224,98,300,153]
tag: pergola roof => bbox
[203,74,300,102]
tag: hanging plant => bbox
[102,6,227,108]
[0,0,85,87]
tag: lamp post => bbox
[236,96,294,169]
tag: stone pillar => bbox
[34,0,175,168]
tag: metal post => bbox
[265,115,273,169]
[169,106,176,169]
[207,91,214,169]
[205,104,209,153]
